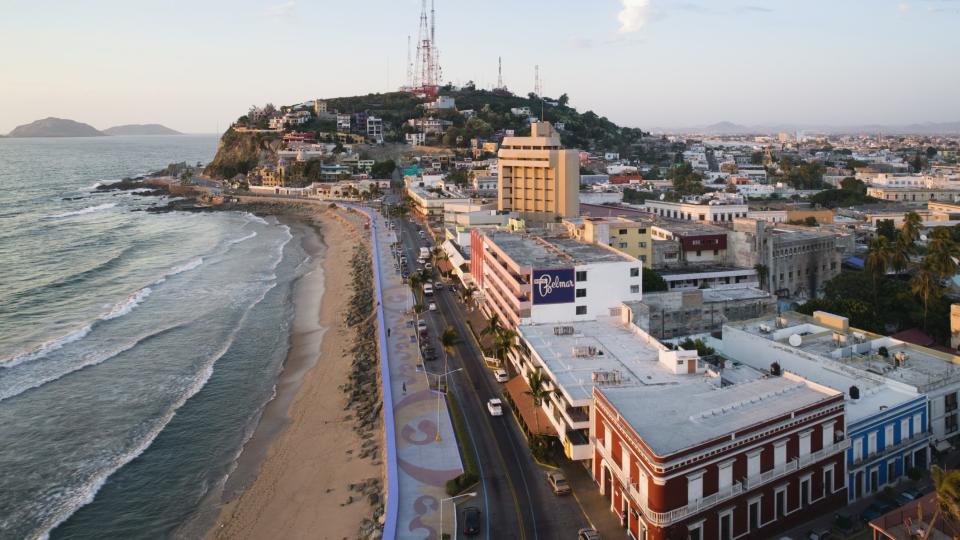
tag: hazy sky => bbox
[2,0,959,134]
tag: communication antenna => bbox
[497,56,503,89]
[534,64,541,97]
[406,35,412,88]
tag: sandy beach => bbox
[208,206,382,540]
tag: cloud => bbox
[898,2,911,12]
[738,5,774,13]
[266,1,295,22]
[618,0,652,33]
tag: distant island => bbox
[6,118,181,138]
[102,124,181,136]
[8,118,104,138]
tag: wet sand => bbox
[208,207,381,539]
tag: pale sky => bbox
[2,0,958,134]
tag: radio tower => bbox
[405,35,412,89]
[412,0,439,97]
[497,56,503,89]
[534,64,542,97]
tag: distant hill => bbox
[103,124,181,135]
[8,117,104,138]
[653,120,960,136]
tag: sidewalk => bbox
[371,210,464,539]
[559,459,629,539]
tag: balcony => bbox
[593,437,849,528]
[851,434,925,467]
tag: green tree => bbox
[667,162,706,196]
[911,264,941,332]
[524,370,552,439]
[370,159,396,179]
[902,211,923,246]
[890,235,911,275]
[440,326,462,376]
[926,228,960,280]
[754,264,770,291]
[642,267,668,292]
[876,219,897,242]
[927,465,960,533]
[866,236,894,309]
[495,328,519,365]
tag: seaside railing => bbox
[341,203,399,540]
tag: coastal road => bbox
[392,211,592,539]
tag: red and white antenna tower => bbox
[412,0,440,96]
[534,64,541,97]
[497,56,503,89]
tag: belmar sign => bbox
[532,268,576,304]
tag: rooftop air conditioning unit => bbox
[572,346,598,357]
[853,332,866,344]
[759,324,772,333]
[553,326,575,336]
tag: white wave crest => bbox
[0,325,93,368]
[229,231,257,245]
[154,257,205,285]
[242,212,269,225]
[50,203,117,219]
[102,287,152,321]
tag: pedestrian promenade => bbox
[369,210,463,539]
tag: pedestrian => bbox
[387,328,391,338]
[402,381,406,394]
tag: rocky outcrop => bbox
[8,117,104,137]
[204,129,282,179]
[102,124,181,135]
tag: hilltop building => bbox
[497,122,580,223]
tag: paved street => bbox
[392,202,597,540]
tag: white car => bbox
[424,263,433,271]
[433,281,443,290]
[493,369,509,383]
[487,398,503,416]
[416,319,427,330]
[428,302,437,311]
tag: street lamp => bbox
[439,491,477,540]
[431,367,463,442]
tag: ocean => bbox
[0,136,312,539]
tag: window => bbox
[719,512,732,540]
[576,270,587,281]
[619,229,628,235]
[913,413,922,435]
[576,306,587,315]
[947,414,958,434]
[576,288,587,298]
[800,477,810,506]
[630,267,640,277]
[687,471,704,504]
[688,524,702,540]
[799,431,811,456]
[774,441,787,467]
[888,461,897,484]
[747,450,762,477]
[748,499,760,532]
[868,432,877,456]
[638,241,647,248]
[718,461,733,490]
[853,439,863,462]
[901,418,910,442]
[823,423,835,447]
[775,487,786,518]
[885,425,894,448]
[630,285,640,294]
[824,466,834,496]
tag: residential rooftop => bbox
[652,219,729,235]
[727,311,960,393]
[599,372,839,456]
[484,231,637,268]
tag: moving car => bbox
[424,262,433,271]
[461,506,481,536]
[433,281,442,290]
[578,529,601,540]
[545,470,571,495]
[493,369,509,383]
[416,319,427,331]
[487,398,503,416]
[428,302,437,311]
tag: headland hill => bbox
[6,117,181,137]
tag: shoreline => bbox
[206,204,383,539]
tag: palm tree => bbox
[902,210,923,245]
[911,264,942,332]
[495,328,519,365]
[524,370,552,438]
[926,465,960,534]
[926,228,960,281]
[409,272,426,302]
[481,314,504,355]
[440,326,462,385]
[890,235,912,275]
[865,236,893,309]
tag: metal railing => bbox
[851,434,924,466]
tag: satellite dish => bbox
[788,334,802,347]
[659,193,666,201]
[920,234,928,241]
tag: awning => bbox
[437,259,454,274]
[504,376,558,437]
[935,439,953,453]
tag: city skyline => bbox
[2,0,959,134]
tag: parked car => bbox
[894,490,915,506]
[487,398,503,416]
[418,230,426,238]
[416,319,427,331]
[806,528,833,540]
[577,529,601,540]
[903,488,924,500]
[860,501,895,522]
[545,470,571,495]
[461,506,481,536]
[493,369,509,383]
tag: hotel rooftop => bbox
[518,315,837,456]
[599,373,840,456]
[483,231,636,268]
[727,311,960,393]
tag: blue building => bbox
[845,388,929,501]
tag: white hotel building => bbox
[469,230,643,329]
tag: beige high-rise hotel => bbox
[497,122,580,223]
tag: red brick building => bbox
[592,373,849,540]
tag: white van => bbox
[423,284,434,296]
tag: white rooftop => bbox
[600,373,838,456]
[730,312,960,393]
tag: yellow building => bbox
[497,122,579,223]
[565,216,653,267]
